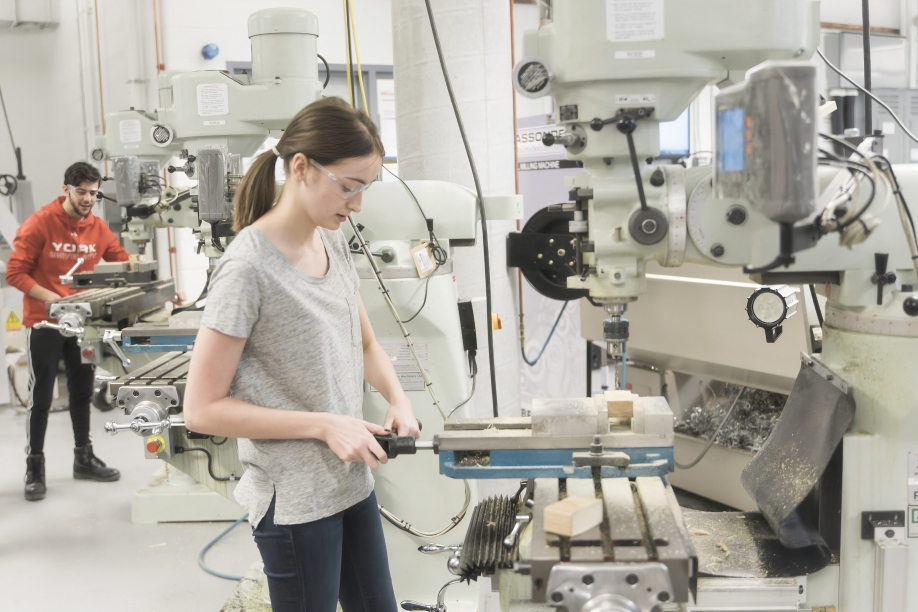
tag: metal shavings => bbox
[690,528,710,537]
[674,382,787,453]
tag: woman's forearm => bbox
[363,341,409,406]
[184,396,331,440]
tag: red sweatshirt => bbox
[6,197,130,327]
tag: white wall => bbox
[0,0,87,207]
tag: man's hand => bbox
[28,285,61,303]
[320,414,389,468]
[383,396,420,438]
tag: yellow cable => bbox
[342,0,354,107]
[348,0,370,114]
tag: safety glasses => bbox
[67,185,100,199]
[308,159,374,200]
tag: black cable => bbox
[403,275,433,323]
[818,159,876,230]
[0,83,17,158]
[211,437,228,446]
[808,285,824,327]
[175,446,238,481]
[382,165,447,265]
[317,53,331,89]
[873,155,918,245]
[521,301,568,367]
[173,269,213,314]
[422,0,499,418]
[861,0,873,135]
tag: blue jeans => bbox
[253,491,397,612]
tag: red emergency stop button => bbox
[82,347,96,359]
[146,435,165,454]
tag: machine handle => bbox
[418,544,461,555]
[32,320,85,340]
[400,603,438,612]
[503,514,532,550]
[400,578,462,612]
[104,416,183,436]
[59,257,85,285]
[102,329,132,369]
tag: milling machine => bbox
[400,1,918,611]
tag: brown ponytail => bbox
[233,97,385,233]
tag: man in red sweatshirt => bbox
[6,161,130,501]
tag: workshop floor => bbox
[0,400,258,612]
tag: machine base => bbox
[131,463,244,524]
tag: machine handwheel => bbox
[519,207,589,302]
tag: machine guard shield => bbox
[741,355,855,550]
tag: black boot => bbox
[25,454,47,501]
[73,444,120,482]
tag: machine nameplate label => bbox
[119,120,141,144]
[197,83,229,116]
[606,0,664,43]
[615,50,656,60]
[615,94,656,105]
[559,105,578,121]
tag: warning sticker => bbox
[607,0,664,43]
[197,83,229,117]
[119,119,142,144]
[5,311,21,331]
[370,344,430,393]
[380,342,431,373]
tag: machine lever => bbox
[400,578,462,612]
[59,257,85,285]
[418,544,461,554]
[104,417,180,436]
[872,253,897,305]
[102,329,132,369]
[503,514,532,549]
[32,320,85,340]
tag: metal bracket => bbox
[861,511,905,540]
[116,385,180,413]
[49,302,92,321]
[800,353,849,396]
[546,563,675,610]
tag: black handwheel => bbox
[92,382,116,412]
[0,174,18,197]
[518,207,590,302]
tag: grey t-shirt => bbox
[200,225,372,527]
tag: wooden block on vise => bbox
[604,390,637,418]
[543,496,604,537]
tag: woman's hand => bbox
[321,414,389,468]
[383,396,421,438]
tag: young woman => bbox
[183,97,418,611]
